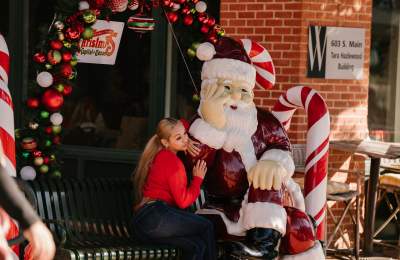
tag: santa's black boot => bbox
[222,228,281,259]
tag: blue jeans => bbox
[132,201,217,260]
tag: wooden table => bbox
[330,139,400,256]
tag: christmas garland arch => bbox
[17,0,224,180]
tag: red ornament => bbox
[47,50,62,65]
[181,5,190,15]
[45,126,53,134]
[53,136,61,145]
[166,12,179,23]
[62,84,73,96]
[162,0,174,7]
[43,157,50,164]
[65,27,81,40]
[198,13,208,23]
[59,63,73,78]
[33,150,42,157]
[62,52,72,62]
[88,0,105,9]
[49,39,63,50]
[41,89,64,112]
[27,98,40,109]
[206,17,216,27]
[183,15,194,26]
[21,138,37,151]
[206,33,218,44]
[75,23,85,34]
[33,53,46,63]
[175,0,186,4]
[192,0,199,3]
[200,24,210,34]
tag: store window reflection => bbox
[369,0,400,141]
[62,31,150,149]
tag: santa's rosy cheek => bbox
[241,94,253,103]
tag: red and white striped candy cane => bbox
[0,34,19,260]
[272,86,330,240]
[0,34,16,178]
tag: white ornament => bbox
[172,3,181,11]
[50,113,63,126]
[78,1,90,10]
[195,1,207,13]
[196,42,216,61]
[36,71,53,88]
[20,166,36,180]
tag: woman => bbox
[132,118,217,260]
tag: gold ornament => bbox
[83,10,97,24]
[57,32,65,41]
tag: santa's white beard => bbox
[223,101,258,136]
[222,102,258,172]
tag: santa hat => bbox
[196,37,276,90]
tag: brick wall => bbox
[220,0,372,249]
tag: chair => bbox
[372,158,400,258]
[292,144,361,260]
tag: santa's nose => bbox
[231,92,241,101]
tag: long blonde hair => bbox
[132,118,179,205]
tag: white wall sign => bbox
[77,20,124,65]
[307,26,365,80]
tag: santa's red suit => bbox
[186,106,323,258]
[187,36,325,259]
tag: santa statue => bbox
[185,37,325,259]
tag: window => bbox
[369,0,400,141]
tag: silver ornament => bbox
[54,21,65,31]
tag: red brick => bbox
[256,11,274,18]
[247,4,264,10]
[275,11,293,18]
[230,4,246,11]
[247,20,265,26]
[237,27,254,34]
[238,12,255,18]
[284,3,302,10]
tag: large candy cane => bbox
[272,86,330,240]
[0,34,16,178]
[0,33,19,260]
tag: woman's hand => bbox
[187,138,201,157]
[23,221,56,260]
[193,160,207,179]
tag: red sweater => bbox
[142,149,203,209]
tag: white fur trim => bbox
[189,118,227,149]
[286,179,305,212]
[196,189,287,236]
[260,149,295,182]
[202,58,256,89]
[280,241,325,260]
[241,201,287,235]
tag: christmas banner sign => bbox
[77,20,124,65]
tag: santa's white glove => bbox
[248,160,289,190]
[200,81,230,129]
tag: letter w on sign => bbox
[307,26,327,78]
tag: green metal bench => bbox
[23,178,180,260]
